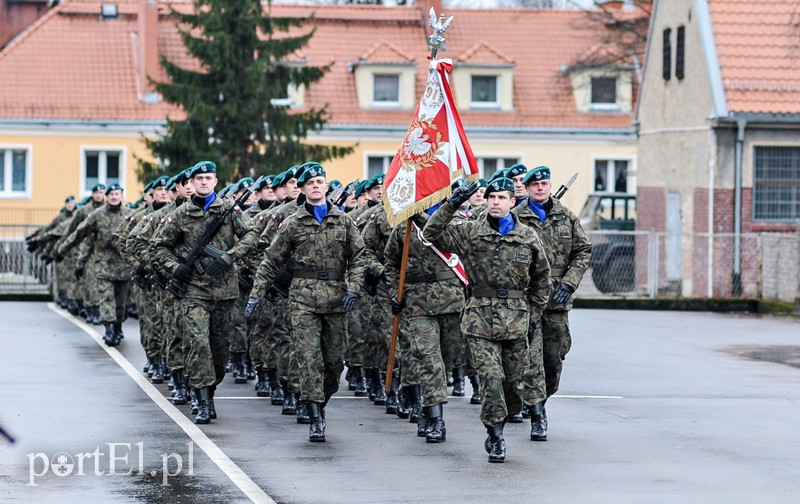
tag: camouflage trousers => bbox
[163,294,185,372]
[364,290,392,371]
[97,278,130,324]
[346,295,372,367]
[399,312,463,407]
[542,310,572,398]
[468,336,528,428]
[140,288,163,359]
[229,288,250,354]
[290,307,346,404]
[181,298,234,389]
[62,251,81,300]
[252,294,294,384]
[82,259,101,307]
[522,322,547,406]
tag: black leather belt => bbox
[471,288,525,299]
[293,271,344,281]
[406,270,457,283]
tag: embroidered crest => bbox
[334,230,346,242]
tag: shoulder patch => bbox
[166,216,173,225]
[369,213,376,220]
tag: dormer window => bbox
[471,75,499,108]
[373,74,400,106]
[590,77,618,110]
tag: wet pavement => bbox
[1,302,799,503]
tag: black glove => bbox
[26,241,38,253]
[553,282,575,304]
[173,264,192,283]
[274,269,293,291]
[238,272,254,291]
[390,295,406,315]
[528,319,537,344]
[74,266,85,280]
[343,291,361,312]
[136,263,148,277]
[103,240,115,251]
[206,252,232,276]
[243,297,262,319]
[447,181,480,208]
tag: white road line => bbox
[48,303,275,504]
[554,395,624,399]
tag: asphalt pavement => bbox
[1,302,799,504]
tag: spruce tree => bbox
[139,0,352,183]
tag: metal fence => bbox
[0,225,52,294]
[577,230,800,301]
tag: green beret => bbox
[326,180,342,195]
[235,177,255,192]
[151,176,170,189]
[91,183,107,192]
[271,171,286,188]
[478,178,488,188]
[190,160,217,177]
[297,164,326,187]
[64,195,75,203]
[523,165,551,184]
[484,177,515,197]
[365,174,385,191]
[253,175,274,191]
[284,165,301,180]
[506,163,528,179]
[107,183,123,192]
[489,168,507,181]
[80,196,91,206]
[354,180,369,198]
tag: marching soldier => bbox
[246,163,367,443]
[513,165,591,441]
[422,178,550,463]
[152,161,258,424]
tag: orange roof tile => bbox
[709,0,800,115]
[0,1,635,131]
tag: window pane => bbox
[594,160,608,191]
[471,76,497,103]
[85,152,99,190]
[12,150,26,192]
[106,153,120,185]
[591,77,617,104]
[482,158,497,177]
[0,150,5,192]
[613,160,628,193]
[503,158,519,169]
[754,146,800,221]
[373,74,399,102]
[367,156,387,178]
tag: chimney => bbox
[138,0,159,103]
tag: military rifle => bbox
[554,172,578,199]
[332,179,359,208]
[167,176,263,298]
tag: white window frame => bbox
[470,74,500,109]
[80,146,127,197]
[592,156,636,195]
[0,144,33,200]
[589,76,620,111]
[371,73,401,107]
[476,156,522,179]
[364,152,394,180]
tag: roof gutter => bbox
[695,0,728,119]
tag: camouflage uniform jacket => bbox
[422,201,551,341]
[351,202,381,232]
[62,199,104,239]
[152,196,258,301]
[251,202,368,313]
[126,203,172,271]
[384,213,464,317]
[513,197,591,311]
[58,203,133,281]
[361,205,394,278]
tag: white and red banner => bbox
[383,59,479,227]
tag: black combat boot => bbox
[281,391,297,415]
[269,372,284,405]
[508,409,524,423]
[190,389,198,415]
[208,385,217,420]
[530,401,548,442]
[416,408,429,437]
[67,299,79,316]
[225,353,234,374]
[127,303,139,319]
[468,374,482,404]
[353,366,368,397]
[425,404,446,443]
[307,402,326,442]
[246,355,256,380]
[385,375,400,414]
[90,306,101,325]
[408,384,422,424]
[521,405,531,419]
[172,369,189,405]
[346,366,357,391]
[372,369,387,405]
[395,386,411,419]
[103,322,117,346]
[143,360,151,374]
[485,424,506,463]
[150,356,164,384]
[451,367,465,397]
[78,300,87,320]
[112,321,124,344]
[254,366,269,397]
[296,401,310,424]
[194,387,212,424]
[233,352,247,384]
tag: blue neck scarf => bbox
[313,203,328,224]
[202,192,217,212]
[426,202,442,216]
[497,214,515,235]
[528,199,546,223]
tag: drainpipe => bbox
[707,128,716,297]
[732,119,746,296]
